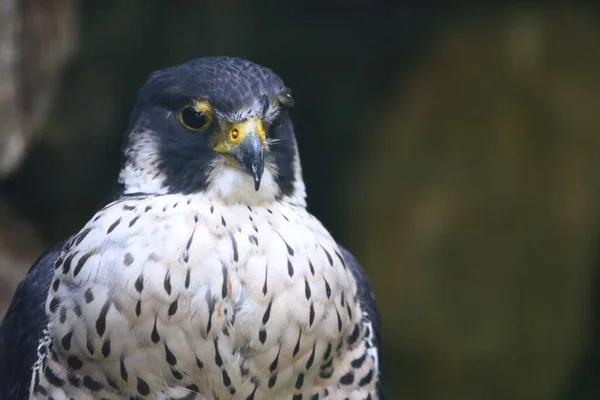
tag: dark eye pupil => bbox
[181,107,207,130]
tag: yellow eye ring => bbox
[179,99,213,132]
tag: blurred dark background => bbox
[2,1,600,399]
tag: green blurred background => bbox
[1,2,600,399]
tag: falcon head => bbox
[118,57,305,206]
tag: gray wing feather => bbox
[0,239,68,400]
[337,244,385,399]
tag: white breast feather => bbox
[31,194,379,400]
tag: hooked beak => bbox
[212,116,267,191]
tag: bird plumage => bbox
[0,240,67,399]
[0,57,383,400]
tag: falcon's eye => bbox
[180,107,208,131]
[179,104,212,132]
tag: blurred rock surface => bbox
[0,0,76,178]
[0,0,75,316]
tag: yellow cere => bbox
[213,116,267,153]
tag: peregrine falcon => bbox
[0,57,383,400]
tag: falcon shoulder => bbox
[0,239,68,400]
[338,244,385,399]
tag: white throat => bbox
[204,153,306,207]
[205,158,280,206]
